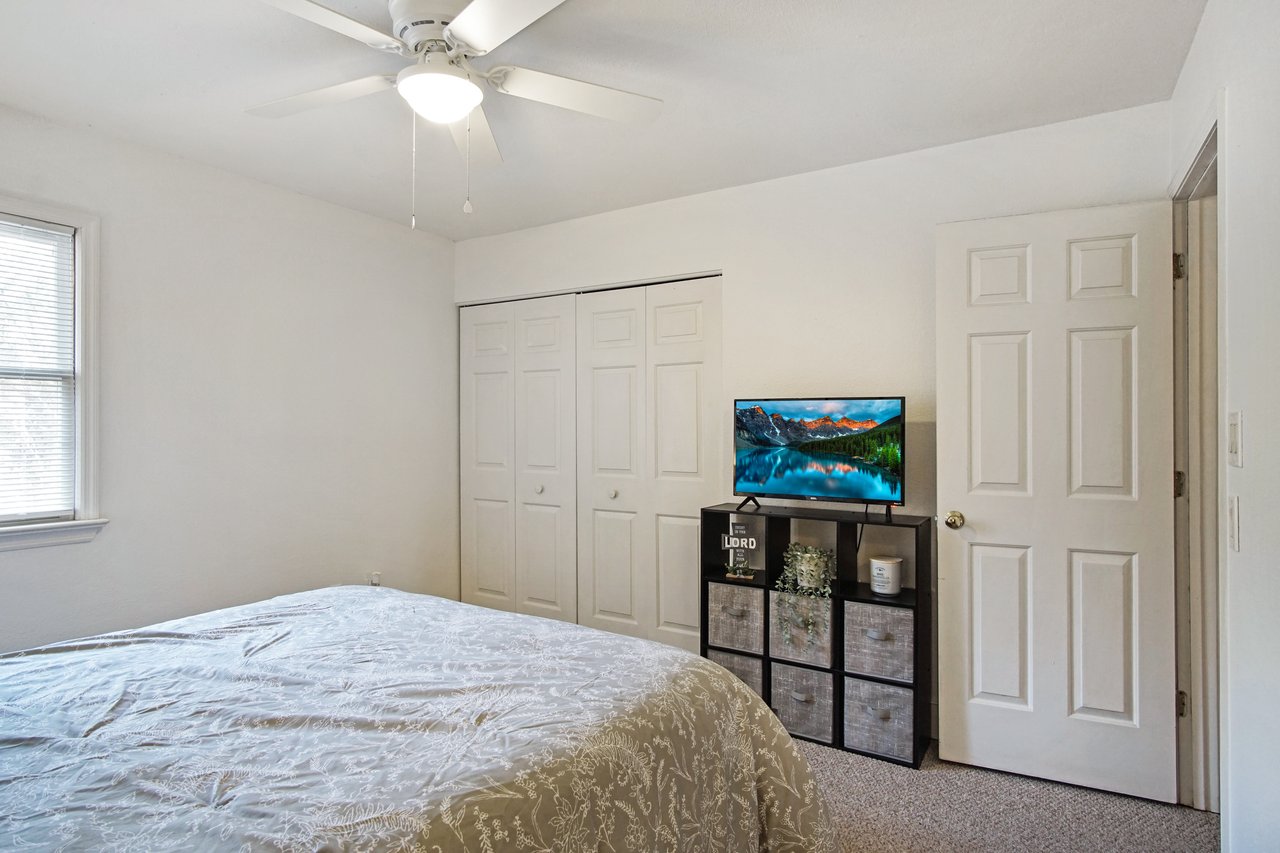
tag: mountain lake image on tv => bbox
[734,397,905,505]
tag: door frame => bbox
[1171,122,1222,812]
[455,271,723,307]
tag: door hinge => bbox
[1173,252,1187,280]
[1177,689,1190,718]
[1174,470,1187,499]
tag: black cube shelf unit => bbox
[699,502,933,768]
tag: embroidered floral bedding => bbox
[0,586,834,851]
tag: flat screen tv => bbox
[734,397,905,506]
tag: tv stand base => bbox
[735,495,761,512]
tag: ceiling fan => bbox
[249,0,663,171]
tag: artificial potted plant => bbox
[775,542,835,650]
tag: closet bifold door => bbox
[577,287,649,640]
[461,297,577,621]
[512,295,577,622]
[645,279,723,651]
[577,278,722,651]
[460,302,517,611]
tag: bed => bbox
[0,586,835,851]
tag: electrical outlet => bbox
[366,571,382,587]
[1227,411,1243,467]
[1227,496,1240,553]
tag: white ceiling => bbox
[0,1,1205,240]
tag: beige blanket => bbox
[0,586,834,851]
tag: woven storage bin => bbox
[707,650,763,697]
[770,663,833,743]
[707,583,764,654]
[843,677,914,761]
[844,601,914,682]
[769,591,832,667]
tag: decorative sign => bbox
[722,522,758,578]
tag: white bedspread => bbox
[0,586,834,851]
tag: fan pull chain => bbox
[462,112,474,214]
[410,112,418,230]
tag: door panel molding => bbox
[968,543,1032,708]
[1069,549,1137,725]
[968,332,1031,495]
[968,245,1030,306]
[1069,327,1137,498]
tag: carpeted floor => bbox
[797,741,1219,852]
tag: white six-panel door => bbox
[460,302,516,611]
[513,296,577,621]
[576,279,723,651]
[935,201,1176,801]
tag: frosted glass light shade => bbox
[396,58,483,124]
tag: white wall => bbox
[1170,0,1280,846]
[0,106,459,652]
[457,102,1173,528]
[457,104,1173,742]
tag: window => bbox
[0,196,104,551]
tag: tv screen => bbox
[734,397,905,505]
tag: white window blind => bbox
[0,213,76,524]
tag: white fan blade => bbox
[248,75,396,118]
[492,66,662,122]
[446,0,568,54]
[448,104,503,167]
[258,0,403,53]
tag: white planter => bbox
[796,557,827,589]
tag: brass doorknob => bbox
[944,511,965,529]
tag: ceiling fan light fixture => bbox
[396,54,483,124]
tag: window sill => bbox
[0,518,109,553]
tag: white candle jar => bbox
[869,556,903,596]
